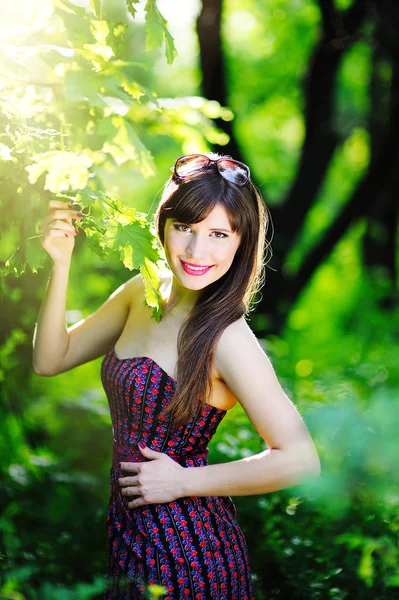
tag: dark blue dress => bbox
[101,345,255,600]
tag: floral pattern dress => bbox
[101,346,255,600]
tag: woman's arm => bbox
[33,261,73,375]
[181,446,319,498]
[33,267,138,376]
[181,317,321,497]
[118,317,321,507]
[32,200,141,376]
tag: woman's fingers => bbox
[39,218,78,235]
[38,209,81,233]
[119,475,139,487]
[39,201,81,261]
[38,200,83,237]
[40,209,81,228]
[47,199,79,212]
[121,486,141,496]
[47,200,74,223]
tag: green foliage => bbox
[126,1,141,19]
[139,257,164,321]
[0,0,226,318]
[143,0,178,66]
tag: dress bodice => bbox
[101,346,227,468]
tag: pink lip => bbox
[179,259,214,276]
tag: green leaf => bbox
[64,70,110,106]
[89,0,102,18]
[126,0,141,19]
[102,119,137,165]
[144,0,163,49]
[164,27,178,66]
[116,222,159,269]
[65,66,137,108]
[124,121,156,176]
[84,19,129,62]
[101,118,156,176]
[121,80,146,101]
[108,22,129,60]
[90,20,110,46]
[84,226,110,262]
[24,237,48,274]
[4,248,26,278]
[25,151,93,193]
[3,86,47,120]
[4,236,47,277]
[144,0,178,65]
[54,3,92,45]
[358,546,375,587]
[139,257,163,321]
[121,79,160,107]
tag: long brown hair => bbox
[153,156,272,430]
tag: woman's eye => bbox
[173,223,191,233]
[172,224,227,238]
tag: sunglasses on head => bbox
[172,154,251,187]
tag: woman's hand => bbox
[38,200,83,266]
[119,444,186,509]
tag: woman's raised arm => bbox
[32,200,142,376]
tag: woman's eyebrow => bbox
[173,220,233,233]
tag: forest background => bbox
[0,0,398,599]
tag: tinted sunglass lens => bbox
[175,155,210,177]
[218,160,249,185]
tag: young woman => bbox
[33,153,321,600]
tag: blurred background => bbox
[0,0,398,598]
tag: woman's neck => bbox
[160,271,200,318]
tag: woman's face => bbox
[163,204,241,291]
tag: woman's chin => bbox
[174,270,217,291]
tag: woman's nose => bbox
[186,234,207,260]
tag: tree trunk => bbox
[196,0,246,163]
[362,1,399,310]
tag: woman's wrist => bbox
[51,260,71,273]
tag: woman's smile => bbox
[179,259,214,276]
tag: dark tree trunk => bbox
[362,1,399,310]
[196,0,246,163]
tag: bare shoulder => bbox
[121,271,150,313]
[219,315,257,342]
[214,316,263,373]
